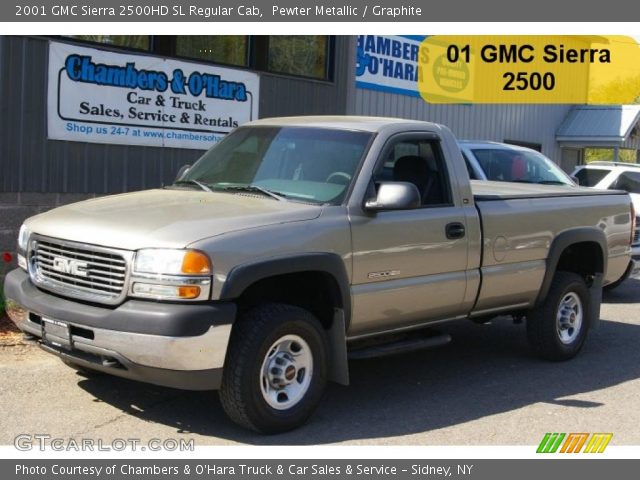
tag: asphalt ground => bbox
[1,277,639,446]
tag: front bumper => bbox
[4,269,236,390]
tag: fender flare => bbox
[536,227,607,306]
[219,252,352,329]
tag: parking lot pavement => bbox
[1,277,639,447]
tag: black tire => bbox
[526,271,591,361]
[61,359,104,378]
[219,303,328,434]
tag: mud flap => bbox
[589,273,603,330]
[327,308,349,386]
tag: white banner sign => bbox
[47,41,259,150]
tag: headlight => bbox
[134,249,211,275]
[131,249,212,301]
[17,224,30,252]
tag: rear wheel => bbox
[526,271,591,361]
[219,304,328,433]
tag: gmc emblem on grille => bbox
[51,257,89,277]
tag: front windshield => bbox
[179,126,373,205]
[472,148,574,185]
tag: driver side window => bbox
[373,138,452,207]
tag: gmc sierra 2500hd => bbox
[4,116,635,433]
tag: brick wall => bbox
[0,193,98,287]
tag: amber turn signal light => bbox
[181,250,212,275]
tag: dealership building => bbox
[1,34,640,280]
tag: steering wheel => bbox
[326,172,352,185]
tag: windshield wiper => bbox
[219,185,288,201]
[174,179,213,192]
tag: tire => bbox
[61,359,104,378]
[219,303,328,434]
[526,271,591,361]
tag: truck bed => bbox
[470,180,632,315]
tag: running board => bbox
[348,331,452,360]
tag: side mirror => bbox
[175,164,191,182]
[570,175,579,185]
[364,182,421,211]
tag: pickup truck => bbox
[4,116,635,433]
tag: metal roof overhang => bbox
[556,105,640,147]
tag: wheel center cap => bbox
[284,365,296,381]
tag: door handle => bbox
[445,222,466,239]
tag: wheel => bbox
[603,260,632,291]
[61,359,103,378]
[526,271,591,361]
[219,304,328,434]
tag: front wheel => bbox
[526,271,591,361]
[219,304,328,433]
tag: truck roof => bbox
[246,115,441,133]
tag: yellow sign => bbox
[418,36,640,104]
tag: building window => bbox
[58,35,335,82]
[267,36,329,79]
[64,35,150,51]
[175,36,248,67]
[584,147,638,163]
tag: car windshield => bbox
[177,126,372,205]
[471,148,574,185]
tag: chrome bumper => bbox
[4,268,236,391]
[6,298,231,372]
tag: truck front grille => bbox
[634,228,640,246]
[29,236,132,305]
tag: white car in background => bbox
[459,141,576,186]
[572,161,640,289]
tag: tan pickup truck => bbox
[4,116,635,433]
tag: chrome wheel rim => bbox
[556,292,583,345]
[260,334,313,410]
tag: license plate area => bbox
[42,317,72,350]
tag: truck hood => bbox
[25,189,323,251]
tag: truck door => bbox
[348,134,471,336]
